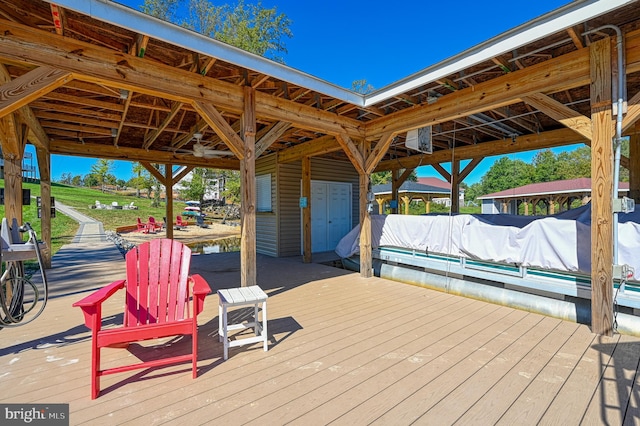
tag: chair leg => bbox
[91,340,100,399]
[192,321,198,379]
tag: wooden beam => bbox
[240,86,256,287]
[359,173,372,278]
[140,161,164,182]
[432,163,451,183]
[50,140,240,169]
[335,134,365,175]
[459,157,483,182]
[277,135,340,163]
[364,132,394,175]
[35,147,51,268]
[451,160,460,213]
[165,164,174,240]
[143,101,183,150]
[255,121,290,157]
[522,92,592,140]
[49,4,64,36]
[3,156,23,226]
[173,165,194,183]
[0,66,72,118]
[0,64,49,150]
[0,20,363,139]
[622,89,640,133]
[629,121,640,202]
[590,37,614,337]
[192,101,245,160]
[375,127,585,172]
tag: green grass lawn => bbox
[0,180,172,255]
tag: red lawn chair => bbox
[147,216,163,233]
[136,217,149,233]
[175,215,188,229]
[72,239,211,399]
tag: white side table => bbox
[217,285,268,360]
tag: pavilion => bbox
[0,0,639,335]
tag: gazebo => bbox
[479,178,631,215]
[372,182,450,214]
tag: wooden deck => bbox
[2,247,640,425]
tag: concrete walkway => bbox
[43,202,125,297]
[54,201,107,244]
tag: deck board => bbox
[2,252,640,425]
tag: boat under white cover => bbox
[335,204,640,281]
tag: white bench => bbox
[217,286,268,360]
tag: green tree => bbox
[144,0,292,63]
[556,147,591,180]
[141,0,179,21]
[130,163,148,197]
[480,157,534,194]
[370,169,417,186]
[90,159,114,192]
[532,149,558,183]
[352,79,375,95]
[83,174,98,188]
[181,168,207,202]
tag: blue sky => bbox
[45,0,576,184]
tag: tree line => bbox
[55,160,240,208]
[464,145,628,202]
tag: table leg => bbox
[262,300,268,352]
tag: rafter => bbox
[522,92,592,139]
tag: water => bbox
[188,236,241,254]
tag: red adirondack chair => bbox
[73,239,211,399]
[147,216,163,233]
[136,217,149,233]
[175,215,188,229]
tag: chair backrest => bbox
[196,215,204,225]
[124,239,193,327]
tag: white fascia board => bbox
[42,0,364,106]
[364,0,637,107]
[42,0,634,111]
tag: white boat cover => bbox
[335,204,640,280]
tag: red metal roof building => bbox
[477,178,630,215]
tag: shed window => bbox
[256,174,272,212]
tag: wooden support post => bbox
[241,86,257,287]
[401,196,411,214]
[164,164,174,240]
[590,37,614,336]
[302,156,311,263]
[630,122,640,202]
[359,173,372,278]
[4,157,23,228]
[376,198,385,214]
[524,199,529,216]
[35,148,51,268]
[450,159,460,213]
[391,170,400,214]
[549,196,556,215]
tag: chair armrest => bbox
[189,274,211,316]
[190,274,211,296]
[72,280,126,330]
